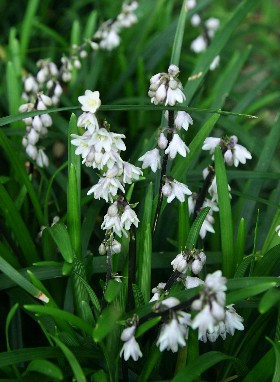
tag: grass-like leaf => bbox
[47,223,75,263]
[215,146,234,278]
[25,359,63,380]
[186,207,210,249]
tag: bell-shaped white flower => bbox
[87,176,125,203]
[175,111,193,131]
[36,149,49,168]
[171,252,188,273]
[158,132,168,149]
[185,276,204,289]
[157,316,189,353]
[225,305,244,335]
[138,148,161,173]
[120,336,142,361]
[121,205,140,230]
[78,90,101,113]
[165,179,192,203]
[122,162,143,184]
[165,134,189,159]
[202,137,221,154]
[191,14,201,26]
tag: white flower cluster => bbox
[149,282,166,302]
[101,200,139,238]
[120,322,142,361]
[72,90,141,256]
[202,135,252,167]
[92,2,138,51]
[71,90,142,204]
[19,1,139,166]
[187,0,220,71]
[20,93,53,167]
[156,298,192,353]
[171,249,206,275]
[148,64,186,106]
[139,65,192,204]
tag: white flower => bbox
[210,55,220,71]
[87,176,125,203]
[78,90,101,113]
[205,17,220,32]
[40,114,52,127]
[165,86,186,106]
[190,35,207,53]
[102,214,124,238]
[98,243,107,255]
[77,112,99,131]
[191,14,201,26]
[185,276,204,289]
[120,336,142,361]
[202,137,221,154]
[111,239,122,254]
[90,128,113,152]
[150,282,166,302]
[36,149,49,167]
[32,115,43,132]
[232,142,252,167]
[121,205,140,230]
[121,325,136,341]
[26,144,38,160]
[186,0,196,9]
[225,305,244,335]
[161,297,180,309]
[165,179,192,203]
[71,132,92,158]
[171,253,188,273]
[276,225,280,237]
[162,183,172,197]
[191,259,203,275]
[165,134,189,159]
[122,162,142,184]
[175,111,193,131]
[157,317,188,353]
[192,303,217,335]
[100,29,121,50]
[28,129,39,145]
[138,148,161,173]
[158,132,168,149]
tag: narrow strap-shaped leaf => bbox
[186,207,210,249]
[0,182,39,264]
[24,305,93,337]
[138,224,152,303]
[0,129,44,224]
[178,201,190,251]
[20,0,40,63]
[0,257,47,302]
[170,0,187,66]
[47,223,75,263]
[25,359,63,380]
[235,218,246,268]
[215,146,234,278]
[50,335,86,382]
[68,114,81,259]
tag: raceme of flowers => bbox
[138,64,193,204]
[71,90,142,256]
[19,1,139,167]
[186,0,221,71]
[120,272,244,361]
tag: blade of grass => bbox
[20,0,40,63]
[214,146,234,278]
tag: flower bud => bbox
[157,132,168,149]
[98,243,106,255]
[191,259,203,275]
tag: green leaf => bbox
[20,0,40,62]
[0,257,47,302]
[50,335,86,382]
[5,304,19,352]
[6,62,20,120]
[135,316,162,339]
[92,305,122,342]
[138,224,152,303]
[68,114,81,259]
[172,113,220,181]
[227,281,277,305]
[132,284,146,309]
[172,351,238,382]
[215,146,234,278]
[24,305,93,337]
[0,182,40,264]
[242,349,274,382]
[25,359,63,380]
[183,0,261,104]
[268,339,280,382]
[104,280,123,303]
[47,223,75,263]
[236,114,280,232]
[253,244,280,276]
[178,201,190,251]
[186,207,210,249]
[236,218,246,268]
[259,288,280,314]
[170,0,187,66]
[0,129,44,225]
